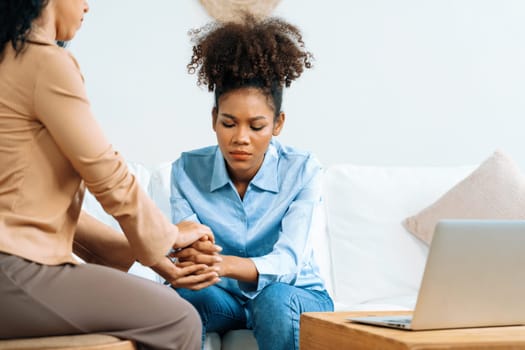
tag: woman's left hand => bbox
[150,256,221,290]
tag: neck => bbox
[32,6,56,41]
[233,182,249,200]
[227,167,258,200]
[229,170,254,188]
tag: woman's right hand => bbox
[173,239,223,266]
[150,256,220,290]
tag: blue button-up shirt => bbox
[170,139,327,299]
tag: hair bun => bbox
[187,14,313,92]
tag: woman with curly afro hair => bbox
[169,15,334,350]
[0,1,219,348]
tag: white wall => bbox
[70,0,525,168]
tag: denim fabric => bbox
[177,283,333,350]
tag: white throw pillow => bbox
[403,150,525,244]
[148,161,173,220]
[323,163,474,308]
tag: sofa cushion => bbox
[403,150,525,244]
[220,330,257,350]
[203,332,222,350]
[322,163,474,308]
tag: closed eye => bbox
[222,122,235,128]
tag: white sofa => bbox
[83,159,475,350]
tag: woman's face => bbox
[213,87,285,182]
[49,0,89,41]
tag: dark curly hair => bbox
[0,0,49,60]
[187,15,313,117]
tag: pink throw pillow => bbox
[403,150,525,244]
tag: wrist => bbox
[219,255,231,277]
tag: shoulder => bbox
[273,139,321,171]
[172,145,217,173]
[32,45,86,96]
[180,145,217,163]
[32,44,82,75]
[23,27,82,79]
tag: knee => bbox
[183,300,202,330]
[169,298,202,350]
[251,283,298,326]
[254,283,298,308]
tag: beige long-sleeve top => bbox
[0,27,176,266]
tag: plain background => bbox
[70,0,525,168]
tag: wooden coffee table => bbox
[300,311,525,350]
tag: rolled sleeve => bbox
[33,50,176,266]
[244,159,322,294]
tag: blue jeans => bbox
[176,283,333,350]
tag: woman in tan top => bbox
[0,1,220,348]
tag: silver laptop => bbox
[348,220,525,330]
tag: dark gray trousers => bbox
[0,252,201,350]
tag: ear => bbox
[272,112,285,136]
[212,107,218,132]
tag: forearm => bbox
[73,210,135,271]
[220,255,259,283]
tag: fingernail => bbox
[214,245,223,251]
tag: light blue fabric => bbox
[170,139,328,300]
[170,139,333,350]
[177,284,333,350]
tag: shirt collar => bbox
[210,148,230,192]
[250,142,279,193]
[209,140,280,193]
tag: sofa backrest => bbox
[82,160,478,310]
[322,163,474,309]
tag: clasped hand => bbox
[151,221,222,290]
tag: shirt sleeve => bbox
[170,158,199,223]
[245,155,323,293]
[33,49,176,266]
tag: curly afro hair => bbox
[187,14,313,114]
